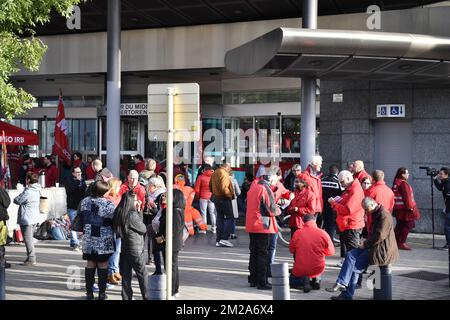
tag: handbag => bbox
[39,193,49,214]
[71,214,83,232]
[14,229,24,243]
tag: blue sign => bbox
[390,106,399,115]
[380,106,387,115]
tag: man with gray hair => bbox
[298,155,323,225]
[328,170,365,260]
[327,197,398,300]
[353,160,372,185]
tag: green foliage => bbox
[0,0,83,119]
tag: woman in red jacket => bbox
[392,167,420,250]
[287,178,316,238]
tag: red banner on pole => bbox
[52,93,71,165]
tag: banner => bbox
[52,94,71,165]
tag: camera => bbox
[419,166,438,177]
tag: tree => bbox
[0,0,84,119]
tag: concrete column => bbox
[106,0,121,176]
[300,0,318,169]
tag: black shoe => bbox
[326,283,346,293]
[290,284,304,290]
[257,284,272,290]
[230,234,237,239]
[5,262,11,269]
[249,283,256,287]
[330,293,349,300]
[86,292,94,300]
[98,293,108,300]
[303,284,312,293]
[310,279,321,290]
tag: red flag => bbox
[52,94,71,165]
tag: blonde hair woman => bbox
[104,177,123,286]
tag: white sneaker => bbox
[219,240,234,247]
[215,242,221,247]
[211,227,217,234]
[198,230,207,234]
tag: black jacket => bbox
[0,188,11,222]
[65,176,87,210]
[434,178,450,213]
[321,174,342,214]
[156,207,184,252]
[119,210,147,255]
[283,171,297,192]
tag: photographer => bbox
[433,167,450,250]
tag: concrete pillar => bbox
[300,0,318,169]
[106,0,121,177]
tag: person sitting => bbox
[327,197,399,300]
[289,214,335,292]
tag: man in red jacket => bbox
[119,170,146,212]
[329,170,365,257]
[353,160,372,184]
[366,170,395,235]
[298,155,323,225]
[245,173,280,290]
[289,214,335,292]
[42,155,58,187]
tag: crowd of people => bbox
[0,151,449,301]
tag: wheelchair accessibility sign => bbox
[376,104,405,118]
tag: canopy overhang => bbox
[0,121,39,146]
[224,28,450,83]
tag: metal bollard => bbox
[270,263,290,300]
[148,274,167,300]
[373,265,392,300]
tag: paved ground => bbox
[4,228,450,300]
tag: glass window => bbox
[121,118,138,151]
[255,117,280,155]
[222,89,302,105]
[282,118,300,154]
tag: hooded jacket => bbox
[14,183,41,226]
[194,169,213,200]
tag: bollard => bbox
[270,263,290,300]
[373,265,392,300]
[148,274,167,300]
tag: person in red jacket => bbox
[133,154,145,173]
[329,170,365,256]
[353,160,372,184]
[289,214,335,292]
[119,170,146,212]
[366,170,395,236]
[245,173,280,290]
[392,167,420,250]
[175,174,207,236]
[298,155,323,225]
[194,164,216,233]
[287,178,316,238]
[42,155,58,187]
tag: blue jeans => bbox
[214,198,233,242]
[108,237,122,274]
[336,248,369,299]
[268,233,277,265]
[445,212,450,245]
[68,209,79,247]
[0,265,4,300]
